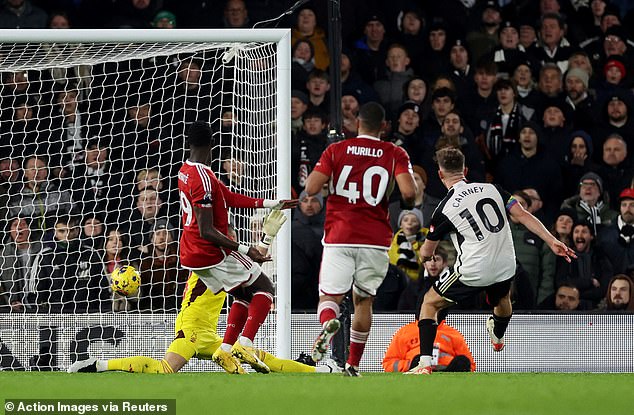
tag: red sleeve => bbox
[218,180,265,208]
[312,144,334,177]
[394,145,413,176]
[189,168,213,209]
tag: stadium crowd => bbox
[1,0,634,315]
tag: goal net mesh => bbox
[0,39,280,370]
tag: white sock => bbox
[239,336,253,347]
[96,360,108,372]
[420,355,432,368]
[220,343,232,352]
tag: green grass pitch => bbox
[2,372,633,415]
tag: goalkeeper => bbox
[68,210,337,374]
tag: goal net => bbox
[0,29,291,371]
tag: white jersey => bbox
[427,180,517,287]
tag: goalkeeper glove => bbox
[258,210,287,248]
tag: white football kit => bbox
[426,180,517,287]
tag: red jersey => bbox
[177,160,264,269]
[313,135,413,248]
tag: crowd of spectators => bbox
[1,0,634,315]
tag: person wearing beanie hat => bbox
[563,65,597,133]
[558,206,579,225]
[392,100,423,161]
[561,170,618,234]
[291,89,309,135]
[152,10,176,28]
[603,55,627,85]
[397,101,420,119]
[565,67,589,90]
[291,89,309,106]
[352,12,389,86]
[581,171,605,194]
[388,208,428,281]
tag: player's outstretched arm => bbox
[509,203,577,263]
[263,199,299,210]
[218,179,298,210]
[395,171,417,208]
[305,170,329,197]
[194,205,271,263]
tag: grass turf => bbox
[1,372,633,415]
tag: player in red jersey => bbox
[178,121,297,374]
[305,102,417,376]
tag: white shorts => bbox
[189,251,262,294]
[318,246,389,297]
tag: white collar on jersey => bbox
[357,134,381,141]
[185,160,209,168]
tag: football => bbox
[111,265,141,296]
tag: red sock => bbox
[347,330,369,367]
[241,292,273,341]
[317,300,340,326]
[222,300,249,345]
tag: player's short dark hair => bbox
[187,121,213,147]
[436,147,465,173]
[358,101,385,132]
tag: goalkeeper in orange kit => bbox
[68,210,339,374]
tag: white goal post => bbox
[0,29,293,366]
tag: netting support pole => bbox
[327,0,344,143]
[275,30,292,359]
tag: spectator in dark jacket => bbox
[495,121,564,220]
[0,0,47,28]
[553,221,613,306]
[561,130,600,198]
[291,107,328,196]
[0,217,54,312]
[291,191,325,311]
[597,188,634,275]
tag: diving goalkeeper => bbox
[68,210,338,374]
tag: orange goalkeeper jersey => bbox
[382,320,476,372]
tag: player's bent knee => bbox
[247,273,274,295]
[352,285,373,300]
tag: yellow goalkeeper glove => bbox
[258,210,287,249]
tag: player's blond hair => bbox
[436,147,465,174]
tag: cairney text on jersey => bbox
[452,186,485,207]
